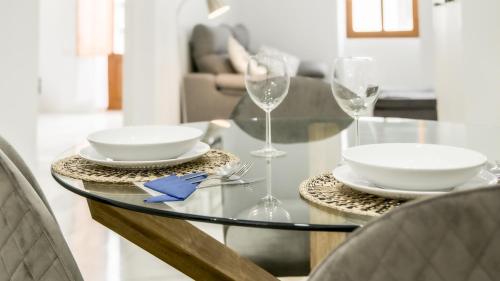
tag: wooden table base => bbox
[87,200,278,281]
[310,232,346,270]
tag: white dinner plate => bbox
[79,142,210,169]
[332,165,498,200]
[343,143,487,191]
[88,125,203,161]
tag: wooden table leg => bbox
[308,205,350,270]
[87,200,278,281]
[310,231,346,270]
[306,121,351,269]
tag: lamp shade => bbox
[206,0,230,19]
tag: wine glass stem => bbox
[355,116,360,146]
[266,158,272,198]
[265,111,272,151]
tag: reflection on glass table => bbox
[241,158,291,223]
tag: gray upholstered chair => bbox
[231,76,352,143]
[0,141,83,280]
[309,185,500,281]
[0,136,53,216]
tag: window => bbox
[346,0,419,38]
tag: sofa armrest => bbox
[183,73,244,122]
[215,73,245,90]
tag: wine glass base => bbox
[250,148,286,158]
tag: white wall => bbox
[461,0,500,126]
[434,0,500,126]
[39,0,108,113]
[228,0,338,63]
[123,0,231,125]
[123,0,181,126]
[338,0,435,91]
[433,1,464,122]
[0,0,39,165]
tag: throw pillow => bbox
[259,46,300,76]
[228,35,250,74]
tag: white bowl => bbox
[342,143,487,191]
[87,125,203,161]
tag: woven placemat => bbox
[51,149,239,183]
[299,172,406,217]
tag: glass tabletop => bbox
[51,117,500,232]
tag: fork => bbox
[182,161,254,183]
[191,162,254,184]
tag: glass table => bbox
[52,117,500,279]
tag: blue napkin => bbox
[144,172,208,203]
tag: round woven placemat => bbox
[51,149,239,183]
[299,172,406,217]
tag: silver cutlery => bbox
[197,177,265,189]
[188,161,254,184]
[213,161,253,179]
[209,161,254,180]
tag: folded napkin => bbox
[144,172,208,203]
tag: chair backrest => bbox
[309,185,500,281]
[0,149,83,280]
[230,76,352,143]
[0,136,53,216]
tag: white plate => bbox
[343,143,487,191]
[79,142,210,169]
[332,165,498,200]
[88,125,203,161]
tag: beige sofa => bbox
[183,73,246,122]
[182,24,328,123]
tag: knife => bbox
[197,178,265,189]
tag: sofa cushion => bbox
[191,24,252,74]
[215,73,245,90]
[191,24,231,57]
[192,24,232,73]
[197,54,235,74]
[231,24,250,50]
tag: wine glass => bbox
[332,57,379,146]
[245,53,290,157]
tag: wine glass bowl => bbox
[245,54,290,157]
[332,57,379,145]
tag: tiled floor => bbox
[34,112,222,281]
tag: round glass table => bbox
[51,117,500,279]
[52,117,500,231]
